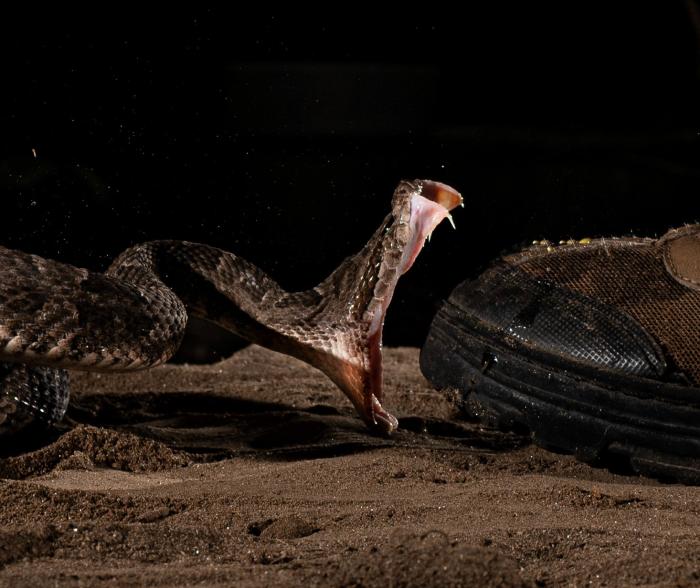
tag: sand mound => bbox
[0,425,190,479]
[0,526,57,568]
[315,532,531,588]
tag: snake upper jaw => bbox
[419,179,464,212]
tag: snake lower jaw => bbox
[339,380,399,436]
[369,393,399,434]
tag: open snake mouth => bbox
[363,180,463,433]
[399,180,463,275]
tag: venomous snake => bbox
[0,180,462,436]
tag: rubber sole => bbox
[420,301,700,484]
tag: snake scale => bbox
[0,180,462,436]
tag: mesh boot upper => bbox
[508,233,700,384]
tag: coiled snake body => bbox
[0,180,461,436]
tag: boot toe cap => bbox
[447,264,667,379]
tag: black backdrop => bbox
[4,6,700,357]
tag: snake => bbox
[0,179,462,437]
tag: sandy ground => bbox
[0,346,699,587]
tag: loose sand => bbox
[0,346,698,587]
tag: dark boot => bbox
[421,225,700,483]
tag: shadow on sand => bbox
[0,388,527,477]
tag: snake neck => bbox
[256,215,401,432]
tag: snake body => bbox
[0,180,461,436]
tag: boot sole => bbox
[420,301,700,484]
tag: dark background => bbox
[4,6,700,359]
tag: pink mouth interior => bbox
[368,194,454,341]
[399,194,453,275]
